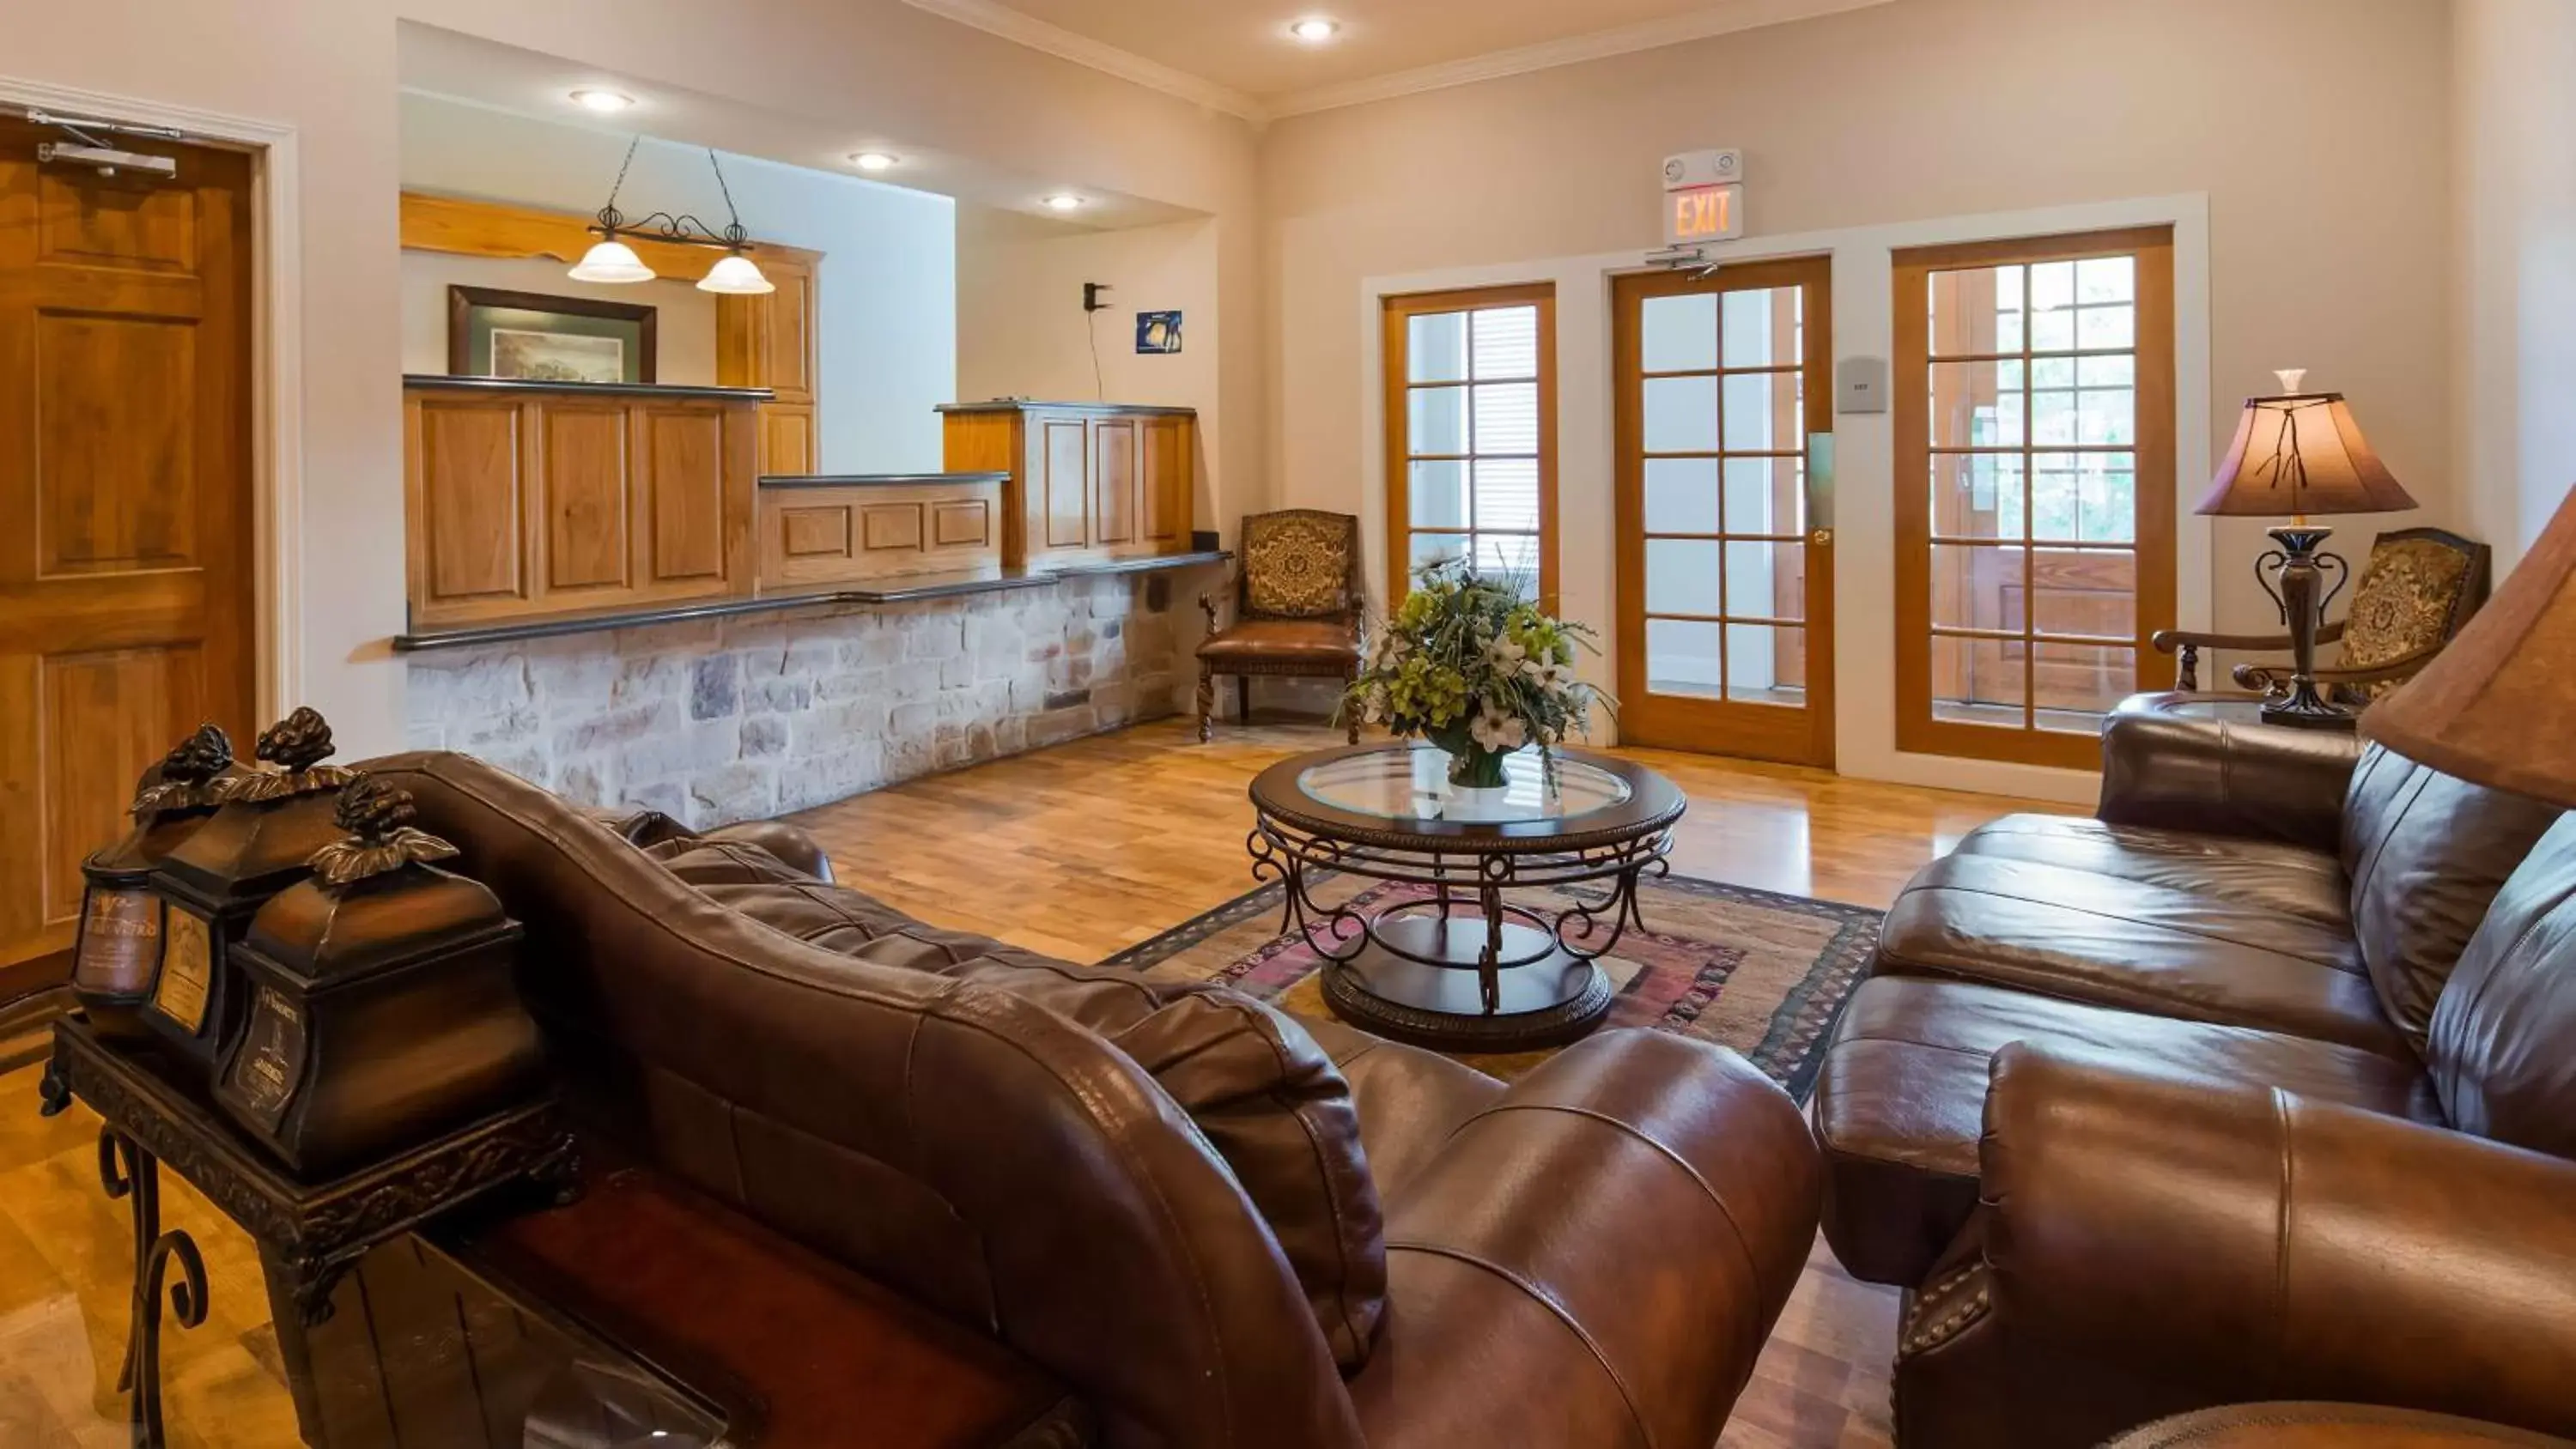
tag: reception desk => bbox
[403,376,769,631]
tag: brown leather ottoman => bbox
[2108,1404,2576,1447]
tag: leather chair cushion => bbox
[1812,976,2439,1286]
[2108,1404,2573,1448]
[2341,745,2562,1053]
[1197,618,1362,667]
[1956,815,2348,928]
[648,840,1391,1372]
[1300,1016,1503,1199]
[1110,988,1388,1370]
[1876,833,2407,1058]
[2428,814,2576,1160]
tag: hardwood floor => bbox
[0,718,2070,1446]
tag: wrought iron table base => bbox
[99,1129,207,1449]
[1257,842,1664,1052]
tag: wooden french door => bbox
[1613,257,1835,766]
[1893,227,2175,770]
[0,118,257,1005]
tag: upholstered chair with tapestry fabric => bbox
[1197,509,1367,743]
[2144,527,2490,704]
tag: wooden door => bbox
[1893,227,2176,769]
[0,120,257,1003]
[1612,257,1835,767]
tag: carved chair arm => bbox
[2155,622,2348,691]
[2236,637,2448,694]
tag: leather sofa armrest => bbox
[1345,1031,1819,1449]
[696,820,835,882]
[1977,1044,2576,1439]
[2095,712,2362,853]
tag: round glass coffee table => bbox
[1245,743,1686,1052]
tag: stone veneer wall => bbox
[403,575,1182,828]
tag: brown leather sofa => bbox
[1811,714,2576,1447]
[368,750,1823,1449]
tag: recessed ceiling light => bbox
[851,152,900,173]
[1042,193,1086,212]
[570,88,635,112]
[1288,16,1340,42]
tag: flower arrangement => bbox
[1342,561,1604,789]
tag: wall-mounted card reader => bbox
[1837,356,1888,415]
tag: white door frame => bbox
[1358,193,2213,804]
[0,74,306,724]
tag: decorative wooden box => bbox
[142,708,355,1081]
[216,779,546,1179]
[74,725,244,1043]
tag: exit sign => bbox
[1667,185,1743,246]
[1663,149,1745,246]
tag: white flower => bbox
[1367,632,1410,670]
[1521,658,1572,690]
[1488,636,1528,672]
[1468,706,1528,752]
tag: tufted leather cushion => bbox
[647,840,1391,1371]
[2427,814,2576,1158]
[2340,746,2561,1054]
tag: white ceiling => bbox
[397,21,1201,229]
[901,0,1894,118]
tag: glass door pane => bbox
[1387,292,1554,603]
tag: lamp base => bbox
[2259,685,2360,731]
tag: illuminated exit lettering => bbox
[1667,184,1744,246]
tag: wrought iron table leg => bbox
[99,1128,207,1449]
[1478,883,1504,1015]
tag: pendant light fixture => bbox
[569,137,774,294]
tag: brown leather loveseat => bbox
[370,750,1824,1448]
[1810,714,2576,1447]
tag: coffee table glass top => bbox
[1295,743,1631,825]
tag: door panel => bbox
[0,120,256,996]
[1091,417,1138,547]
[1613,258,1835,766]
[1039,419,1088,551]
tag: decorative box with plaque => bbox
[143,708,355,1081]
[216,777,547,1179]
[75,725,245,1042]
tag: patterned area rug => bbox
[1098,871,1880,1100]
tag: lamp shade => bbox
[695,252,774,295]
[2364,485,2576,808]
[2198,392,2419,518]
[568,239,654,284]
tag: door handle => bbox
[1805,433,1835,547]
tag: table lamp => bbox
[2196,370,2419,727]
[2365,482,2576,808]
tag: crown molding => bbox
[897,0,1269,122]
[1267,0,1896,118]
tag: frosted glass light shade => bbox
[568,239,654,283]
[696,253,774,294]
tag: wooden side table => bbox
[36,1017,576,1447]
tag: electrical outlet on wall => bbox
[1083,282,1114,312]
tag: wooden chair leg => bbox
[1236,676,1251,728]
[1197,663,1216,743]
[1345,668,1361,744]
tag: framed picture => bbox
[1136,310,1184,355]
[447,286,658,385]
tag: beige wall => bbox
[1259,0,2453,793]
[3,0,1261,758]
[2453,0,2576,571]
[957,209,1230,525]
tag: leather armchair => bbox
[2105,1404,2576,1447]
[368,750,1822,1449]
[1894,1045,2576,1448]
